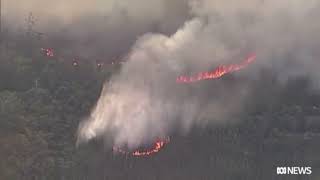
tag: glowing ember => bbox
[113,137,170,157]
[40,47,125,66]
[176,54,256,83]
[41,48,54,57]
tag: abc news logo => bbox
[277,167,312,175]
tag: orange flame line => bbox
[176,54,256,83]
[113,137,170,157]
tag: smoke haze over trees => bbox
[1,0,320,179]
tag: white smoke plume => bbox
[77,0,320,148]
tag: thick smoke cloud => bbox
[77,15,254,148]
[10,0,317,148]
[77,0,320,149]
[188,0,320,85]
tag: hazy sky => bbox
[3,0,110,21]
[2,0,188,28]
[2,0,190,60]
